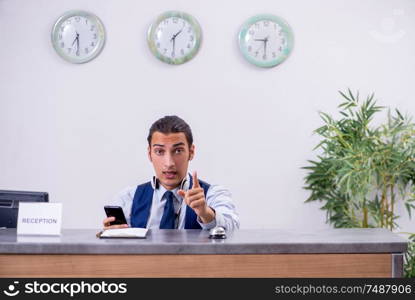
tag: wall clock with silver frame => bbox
[51,10,106,64]
[238,14,294,68]
[147,11,202,65]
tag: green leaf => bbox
[348,88,356,101]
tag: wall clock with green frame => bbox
[147,11,202,65]
[238,14,294,68]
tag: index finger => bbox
[192,170,200,188]
[104,224,129,230]
[103,216,115,226]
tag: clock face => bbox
[51,11,106,64]
[147,11,202,65]
[238,14,294,68]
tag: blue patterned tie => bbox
[160,191,175,229]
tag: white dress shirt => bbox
[111,172,240,231]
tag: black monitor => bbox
[0,190,49,228]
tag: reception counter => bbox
[0,228,408,277]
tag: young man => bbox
[103,115,239,230]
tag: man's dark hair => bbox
[147,115,193,147]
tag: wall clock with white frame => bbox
[238,14,294,68]
[147,11,202,65]
[51,10,106,64]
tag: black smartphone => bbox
[104,205,128,225]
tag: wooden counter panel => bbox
[0,253,391,278]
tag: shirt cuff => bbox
[197,207,225,230]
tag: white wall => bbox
[1,0,414,232]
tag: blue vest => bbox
[130,176,210,229]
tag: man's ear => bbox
[147,146,152,162]
[189,144,195,161]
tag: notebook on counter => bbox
[96,227,148,239]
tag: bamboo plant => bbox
[303,89,415,277]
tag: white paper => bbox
[100,227,148,238]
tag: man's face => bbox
[148,132,194,190]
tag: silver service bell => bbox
[209,226,226,239]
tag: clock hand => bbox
[172,37,175,53]
[263,36,268,56]
[264,37,268,56]
[173,28,183,39]
[170,28,183,45]
[76,35,80,55]
[170,27,184,54]
[72,32,80,46]
[172,24,185,39]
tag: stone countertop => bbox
[0,228,408,254]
